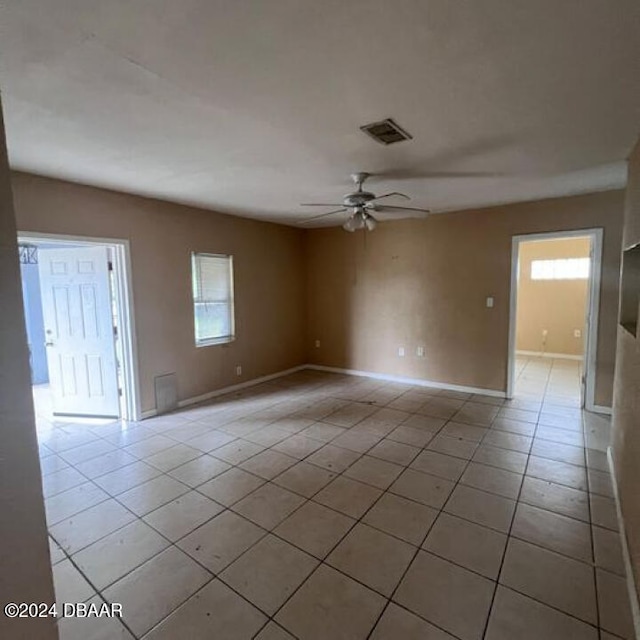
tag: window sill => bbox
[196,336,235,348]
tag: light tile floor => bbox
[34,358,634,639]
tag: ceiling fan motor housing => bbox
[344,191,376,207]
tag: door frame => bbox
[506,228,604,413]
[18,232,142,422]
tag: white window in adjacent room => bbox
[191,253,235,346]
[530,257,590,281]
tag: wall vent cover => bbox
[154,373,178,414]
[360,118,413,145]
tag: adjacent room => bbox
[1,2,640,640]
[512,234,593,409]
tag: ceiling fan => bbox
[299,172,430,232]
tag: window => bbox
[530,257,590,280]
[191,253,234,346]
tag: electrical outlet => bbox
[486,296,494,308]
[315,339,321,348]
[398,347,405,357]
[574,329,581,338]
[235,365,242,376]
[416,346,425,357]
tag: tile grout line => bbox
[51,396,481,550]
[478,357,547,639]
[48,422,606,567]
[479,358,603,638]
[66,379,352,636]
[235,404,430,638]
[212,392,485,637]
[40,367,612,639]
[584,408,603,638]
[91,391,396,637]
[363,408,489,639]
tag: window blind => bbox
[191,253,234,345]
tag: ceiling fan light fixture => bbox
[343,216,357,232]
[353,210,366,230]
[364,214,377,231]
[343,209,377,232]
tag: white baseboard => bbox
[305,364,506,398]
[140,360,612,421]
[177,365,308,408]
[141,365,308,419]
[516,350,584,361]
[607,447,640,640]
[141,362,509,420]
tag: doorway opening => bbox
[507,229,603,412]
[18,233,140,422]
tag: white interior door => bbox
[38,246,120,417]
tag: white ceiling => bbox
[2,0,640,226]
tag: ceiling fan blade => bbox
[300,203,345,207]
[379,134,514,173]
[370,191,411,202]
[375,169,504,180]
[364,134,514,182]
[298,208,348,224]
[373,204,431,214]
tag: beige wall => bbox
[306,190,623,406]
[612,137,640,600]
[11,172,306,415]
[516,237,590,356]
[0,107,57,637]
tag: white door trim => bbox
[18,232,142,422]
[506,228,604,413]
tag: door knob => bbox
[45,341,55,347]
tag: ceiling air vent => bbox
[360,118,413,145]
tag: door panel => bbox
[39,246,120,417]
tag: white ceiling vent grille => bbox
[360,118,413,145]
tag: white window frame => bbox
[191,252,235,347]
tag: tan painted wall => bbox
[0,107,57,637]
[11,172,306,415]
[612,137,640,599]
[516,237,590,356]
[305,190,624,406]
